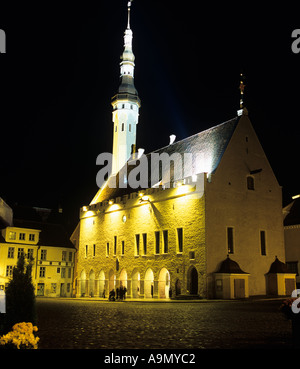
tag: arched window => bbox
[247,176,255,190]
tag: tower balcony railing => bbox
[111,93,141,107]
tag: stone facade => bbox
[76,175,206,298]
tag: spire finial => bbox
[239,72,246,109]
[127,1,132,29]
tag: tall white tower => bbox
[111,1,141,175]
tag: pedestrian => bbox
[119,286,123,300]
[169,287,172,299]
[151,284,154,298]
[116,287,119,300]
[123,286,127,300]
[102,289,105,299]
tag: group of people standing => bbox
[108,286,127,301]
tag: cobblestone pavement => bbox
[35,298,294,349]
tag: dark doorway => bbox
[189,267,198,295]
[175,279,181,296]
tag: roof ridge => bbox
[148,116,239,155]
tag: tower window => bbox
[129,124,131,132]
[115,125,117,132]
[122,123,124,131]
[260,231,266,255]
[227,227,234,254]
[247,176,255,190]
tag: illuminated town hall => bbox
[73,3,296,299]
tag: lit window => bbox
[9,232,16,240]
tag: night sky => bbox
[0,1,299,230]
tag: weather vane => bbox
[239,73,246,109]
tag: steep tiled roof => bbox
[92,116,239,204]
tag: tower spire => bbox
[111,0,141,175]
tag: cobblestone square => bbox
[36,298,294,349]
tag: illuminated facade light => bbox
[140,195,150,203]
[82,206,88,212]
[109,199,114,205]
[292,194,300,200]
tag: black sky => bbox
[0,1,299,230]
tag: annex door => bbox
[37,283,44,296]
[188,267,198,295]
[234,279,245,298]
[60,283,66,297]
[285,278,295,296]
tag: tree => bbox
[3,254,36,333]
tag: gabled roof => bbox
[92,116,239,204]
